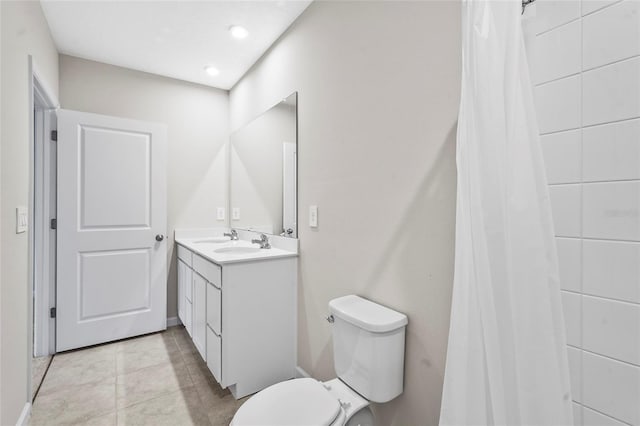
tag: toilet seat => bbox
[231,378,343,426]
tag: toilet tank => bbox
[329,295,408,403]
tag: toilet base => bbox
[345,406,374,426]
[322,378,371,425]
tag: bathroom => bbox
[0,0,638,425]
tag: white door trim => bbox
[29,55,59,405]
[33,108,57,357]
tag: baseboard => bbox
[16,402,31,426]
[296,366,311,378]
[166,316,180,327]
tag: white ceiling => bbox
[40,1,312,90]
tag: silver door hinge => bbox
[50,218,57,230]
[51,130,57,141]
[50,307,56,318]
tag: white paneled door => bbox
[56,109,167,352]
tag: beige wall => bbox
[59,55,229,320]
[230,1,460,424]
[0,1,59,423]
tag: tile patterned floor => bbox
[32,355,53,399]
[30,326,246,426]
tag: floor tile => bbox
[32,356,52,398]
[116,359,193,409]
[116,339,182,375]
[32,329,245,426]
[73,412,117,426]
[174,333,199,355]
[193,378,246,426]
[39,346,116,393]
[30,377,116,426]
[117,387,210,426]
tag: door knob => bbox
[155,234,164,242]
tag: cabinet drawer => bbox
[207,282,221,335]
[185,300,193,337]
[193,254,221,287]
[177,245,192,267]
[206,326,222,384]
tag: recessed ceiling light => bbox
[204,65,220,76]
[229,25,249,39]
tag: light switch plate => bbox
[232,207,240,221]
[216,207,225,221]
[309,205,318,228]
[16,206,28,234]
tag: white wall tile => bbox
[583,240,640,303]
[583,406,628,426]
[582,352,640,425]
[532,1,640,422]
[583,0,640,70]
[583,119,640,182]
[550,184,582,237]
[583,296,640,365]
[582,0,623,16]
[557,237,582,292]
[583,57,640,126]
[562,290,583,347]
[535,20,581,84]
[537,75,582,134]
[583,181,640,241]
[568,346,583,402]
[541,130,582,184]
[537,0,581,34]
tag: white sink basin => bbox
[213,246,261,254]
[193,237,231,244]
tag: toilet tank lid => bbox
[329,295,408,333]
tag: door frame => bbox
[29,55,59,375]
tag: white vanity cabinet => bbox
[175,242,297,399]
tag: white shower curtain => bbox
[439,1,573,425]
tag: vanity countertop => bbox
[175,236,298,265]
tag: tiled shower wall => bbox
[525,0,640,425]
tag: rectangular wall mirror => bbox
[230,92,298,238]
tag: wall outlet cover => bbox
[309,205,318,228]
[232,207,240,221]
[217,207,225,221]
[16,206,28,234]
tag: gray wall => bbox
[59,55,229,320]
[229,1,461,424]
[0,1,59,423]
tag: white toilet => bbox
[231,294,408,426]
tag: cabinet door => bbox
[177,260,185,325]
[193,273,207,360]
[185,262,193,302]
[185,299,193,337]
[207,326,222,384]
[182,263,193,337]
[207,282,221,335]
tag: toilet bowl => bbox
[231,378,371,426]
[231,295,408,426]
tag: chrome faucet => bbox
[251,233,271,249]
[223,229,239,241]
